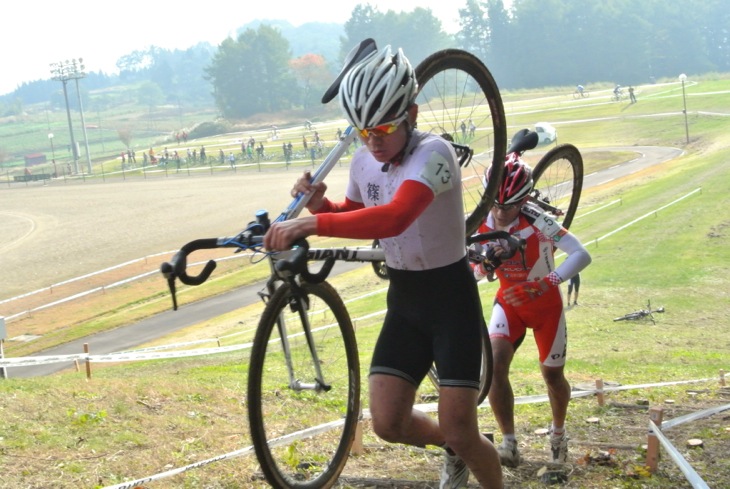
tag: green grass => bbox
[1,78,729,488]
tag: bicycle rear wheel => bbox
[414,49,507,236]
[613,312,642,322]
[530,144,584,230]
[247,281,361,489]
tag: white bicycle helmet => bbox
[338,45,417,129]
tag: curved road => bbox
[9,146,682,378]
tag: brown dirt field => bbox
[0,167,351,302]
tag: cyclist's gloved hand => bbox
[481,246,502,274]
[504,272,561,306]
[471,246,501,282]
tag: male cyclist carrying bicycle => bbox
[471,155,591,467]
[265,44,503,489]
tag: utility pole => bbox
[50,58,92,174]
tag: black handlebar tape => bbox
[169,238,221,286]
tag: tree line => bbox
[2,0,728,119]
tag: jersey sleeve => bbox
[552,232,592,282]
[310,197,364,214]
[316,180,434,239]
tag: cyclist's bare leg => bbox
[540,363,571,429]
[369,375,503,488]
[368,374,437,446]
[488,337,517,436]
[439,386,503,488]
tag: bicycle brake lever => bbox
[160,261,179,311]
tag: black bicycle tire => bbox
[425,317,493,405]
[531,144,584,230]
[477,320,493,404]
[247,281,361,489]
[414,49,507,236]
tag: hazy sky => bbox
[1,0,466,96]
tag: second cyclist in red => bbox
[471,154,591,468]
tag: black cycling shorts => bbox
[369,256,483,390]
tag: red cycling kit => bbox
[473,203,591,367]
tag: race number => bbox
[419,151,453,195]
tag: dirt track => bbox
[0,168,351,300]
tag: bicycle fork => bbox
[276,286,332,393]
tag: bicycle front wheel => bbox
[415,49,507,235]
[247,281,361,489]
[531,144,584,230]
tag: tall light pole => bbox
[678,73,689,144]
[50,58,92,174]
[48,133,57,176]
[50,61,79,174]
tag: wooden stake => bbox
[720,369,726,386]
[351,409,364,456]
[595,378,605,406]
[84,343,92,380]
[0,339,6,379]
[646,406,664,473]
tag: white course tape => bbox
[649,420,711,489]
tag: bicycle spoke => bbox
[414,49,507,235]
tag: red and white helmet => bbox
[486,153,534,205]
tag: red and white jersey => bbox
[346,131,465,270]
[476,203,589,287]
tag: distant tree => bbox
[341,6,452,69]
[205,25,297,118]
[483,0,511,80]
[116,50,152,76]
[0,97,23,117]
[289,54,331,109]
[137,81,164,109]
[457,0,490,60]
[117,127,132,150]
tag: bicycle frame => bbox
[276,128,357,223]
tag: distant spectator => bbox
[628,86,637,104]
[567,273,581,306]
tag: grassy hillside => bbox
[0,77,729,488]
